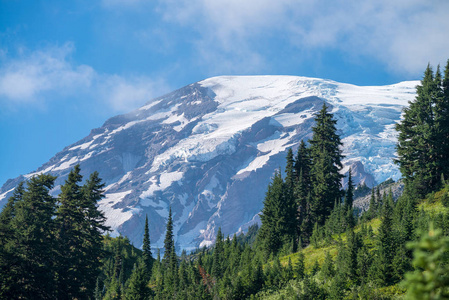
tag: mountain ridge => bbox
[0,75,418,250]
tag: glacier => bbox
[0,75,418,251]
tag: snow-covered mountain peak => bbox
[0,75,418,250]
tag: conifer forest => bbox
[2,61,449,299]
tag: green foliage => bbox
[403,226,449,299]
[373,192,395,286]
[442,191,449,207]
[259,170,296,255]
[142,215,153,279]
[163,207,174,262]
[396,63,449,196]
[124,259,152,300]
[0,167,109,299]
[309,103,344,225]
[320,251,335,282]
[212,227,224,279]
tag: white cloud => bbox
[101,75,169,111]
[0,43,94,102]
[157,0,449,76]
[0,44,169,112]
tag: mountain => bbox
[0,76,418,251]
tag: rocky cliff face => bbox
[0,76,418,251]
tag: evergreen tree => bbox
[309,103,344,225]
[367,187,376,219]
[163,207,174,262]
[285,148,295,195]
[80,171,110,296]
[320,251,335,282]
[311,259,321,276]
[259,170,295,254]
[54,166,109,299]
[294,140,312,189]
[294,141,312,212]
[335,240,350,281]
[376,186,382,209]
[396,64,442,196]
[300,192,314,245]
[125,260,151,300]
[10,174,58,299]
[436,60,449,182]
[55,165,85,299]
[295,252,305,279]
[284,149,299,251]
[0,182,23,238]
[345,168,354,210]
[403,226,449,299]
[373,192,395,286]
[346,229,360,282]
[329,275,346,300]
[94,277,102,300]
[392,243,411,283]
[356,242,372,283]
[0,182,25,299]
[142,215,153,279]
[212,227,224,279]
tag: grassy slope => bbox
[259,184,449,299]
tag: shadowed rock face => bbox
[0,76,418,251]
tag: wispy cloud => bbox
[0,44,169,112]
[0,43,94,102]
[100,75,168,111]
[155,0,449,76]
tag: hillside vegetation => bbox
[1,62,449,299]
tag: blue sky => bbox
[1,0,449,185]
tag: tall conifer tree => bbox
[11,174,57,299]
[396,65,442,195]
[80,170,110,296]
[55,165,85,299]
[142,215,153,278]
[436,60,449,181]
[345,168,354,209]
[212,227,224,279]
[0,182,25,298]
[259,170,295,254]
[163,207,174,263]
[309,103,344,225]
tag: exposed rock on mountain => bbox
[0,76,418,250]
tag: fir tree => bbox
[294,140,312,208]
[80,171,110,297]
[356,242,372,283]
[309,103,344,225]
[320,252,335,282]
[124,260,151,300]
[396,64,442,195]
[55,165,86,299]
[346,229,360,282]
[367,186,376,219]
[436,60,449,182]
[295,252,305,279]
[142,215,153,279]
[10,174,58,299]
[212,227,224,279]
[345,168,354,210]
[403,226,449,299]
[163,207,174,263]
[259,170,295,254]
[373,192,395,286]
[0,182,25,298]
[285,148,295,196]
